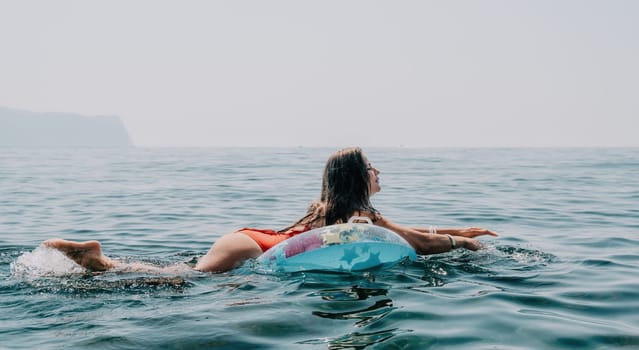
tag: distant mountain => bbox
[0,107,132,147]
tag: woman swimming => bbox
[44,147,498,273]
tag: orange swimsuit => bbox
[237,226,312,252]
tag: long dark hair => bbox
[280,147,378,232]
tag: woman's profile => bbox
[45,147,498,273]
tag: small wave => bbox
[312,298,396,327]
[492,244,557,267]
[421,243,556,275]
[298,327,410,349]
[24,275,190,295]
[10,245,85,277]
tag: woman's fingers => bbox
[463,227,499,237]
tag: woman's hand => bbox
[454,227,499,238]
[456,236,483,251]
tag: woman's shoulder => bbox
[353,209,384,223]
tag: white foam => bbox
[10,245,86,277]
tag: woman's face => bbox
[363,155,381,195]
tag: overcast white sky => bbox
[1,1,637,147]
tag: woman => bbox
[45,147,497,273]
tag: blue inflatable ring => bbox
[256,219,417,273]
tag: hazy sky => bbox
[1,1,637,147]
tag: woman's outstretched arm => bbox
[413,227,499,238]
[373,217,493,254]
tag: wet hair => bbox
[281,147,378,232]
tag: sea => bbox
[1,147,638,349]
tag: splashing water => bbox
[10,245,85,277]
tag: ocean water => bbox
[1,147,638,349]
